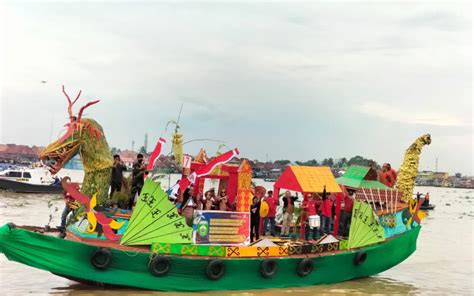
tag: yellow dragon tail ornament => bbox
[396,134,432,202]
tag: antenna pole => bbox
[176,103,184,125]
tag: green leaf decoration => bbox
[348,201,385,249]
[121,179,192,245]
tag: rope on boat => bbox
[395,189,399,212]
[376,188,383,212]
[361,188,375,212]
[390,189,393,213]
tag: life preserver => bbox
[148,255,171,276]
[297,258,314,277]
[206,260,225,280]
[353,251,367,266]
[260,259,278,278]
[90,248,112,270]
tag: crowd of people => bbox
[249,187,355,242]
[175,187,235,214]
[101,154,357,243]
[169,182,356,243]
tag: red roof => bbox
[0,144,43,156]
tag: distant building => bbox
[416,170,473,189]
[119,150,141,169]
[0,144,43,163]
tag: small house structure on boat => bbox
[187,149,253,212]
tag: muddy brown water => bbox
[0,186,472,295]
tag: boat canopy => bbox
[337,165,389,189]
[274,166,342,194]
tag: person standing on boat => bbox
[250,196,261,243]
[320,186,333,235]
[218,189,229,211]
[302,193,319,240]
[422,192,430,207]
[195,192,204,210]
[181,187,196,225]
[281,191,298,237]
[110,155,127,198]
[51,176,61,187]
[341,191,355,237]
[129,153,146,209]
[380,163,398,188]
[59,183,80,230]
[263,190,279,236]
[203,191,215,210]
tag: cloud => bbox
[358,101,471,127]
[1,1,472,174]
[401,8,470,32]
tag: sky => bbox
[0,1,472,175]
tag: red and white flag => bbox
[147,137,167,171]
[178,148,239,191]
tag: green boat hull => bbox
[0,223,420,291]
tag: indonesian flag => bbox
[177,148,239,191]
[147,137,167,171]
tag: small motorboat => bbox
[419,193,435,210]
[0,168,63,193]
[420,204,436,210]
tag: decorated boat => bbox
[0,87,432,291]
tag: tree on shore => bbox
[274,160,291,166]
[322,158,334,167]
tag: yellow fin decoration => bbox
[89,193,97,209]
[417,210,427,221]
[109,219,125,230]
[85,193,98,232]
[87,211,97,232]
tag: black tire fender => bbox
[90,248,112,270]
[260,259,278,278]
[354,251,367,266]
[148,255,171,276]
[297,258,314,277]
[206,259,225,280]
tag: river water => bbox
[0,185,472,295]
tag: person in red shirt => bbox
[320,186,333,235]
[341,191,355,237]
[263,190,279,236]
[302,193,319,240]
[380,163,398,188]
